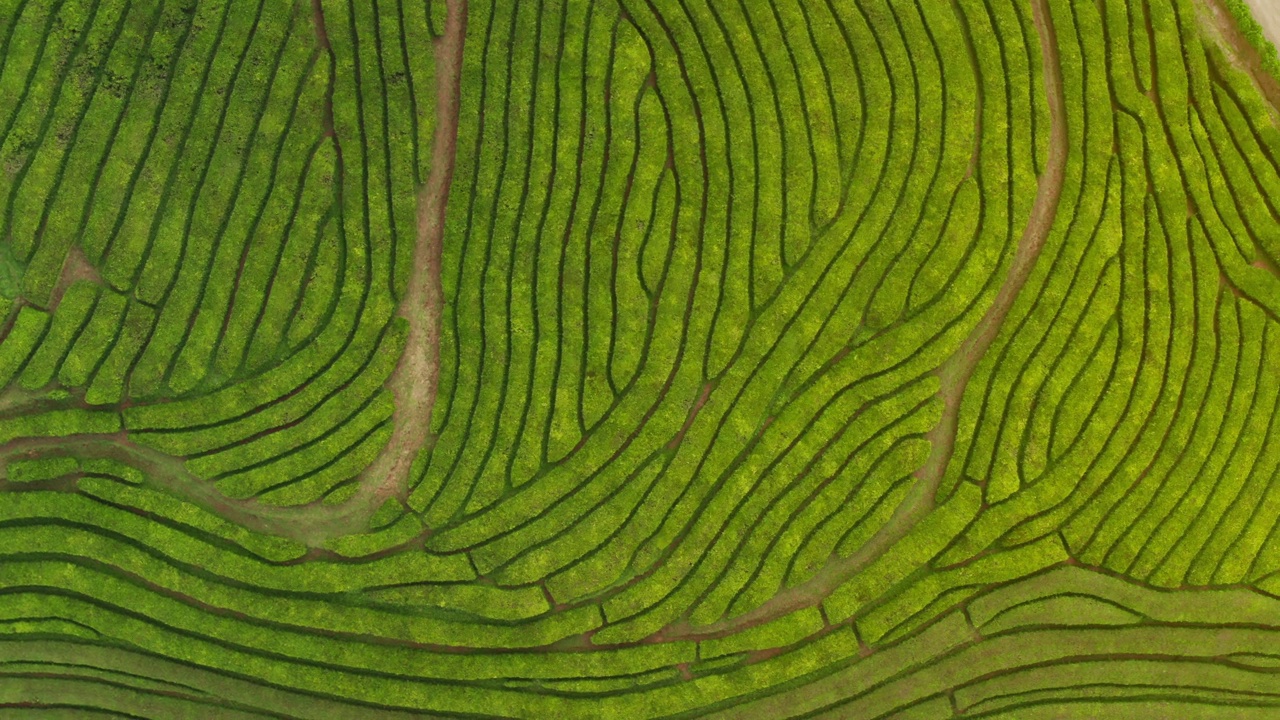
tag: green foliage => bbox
[0,0,1278,716]
[1222,0,1280,80]
[0,242,25,300]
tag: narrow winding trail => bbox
[0,0,469,547]
[920,0,1068,493]
[1195,0,1280,285]
[1200,0,1280,124]
[659,0,1070,641]
[236,0,470,542]
[352,0,467,510]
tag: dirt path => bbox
[346,0,465,509]
[1243,0,1280,57]
[659,0,1070,641]
[180,0,467,543]
[0,432,332,540]
[0,0,468,547]
[230,0,469,541]
[1199,0,1280,125]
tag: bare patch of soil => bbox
[358,0,466,507]
[44,247,101,311]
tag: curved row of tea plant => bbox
[0,0,1279,716]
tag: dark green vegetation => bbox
[1,0,1280,716]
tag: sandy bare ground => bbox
[1200,0,1280,285]
[659,0,1070,641]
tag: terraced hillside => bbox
[2,0,1280,716]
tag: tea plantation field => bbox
[2,0,1280,716]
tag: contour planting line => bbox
[0,0,468,547]
[1197,0,1280,125]
[657,0,1070,642]
[345,0,467,511]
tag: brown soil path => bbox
[0,0,468,547]
[343,0,466,510]
[659,0,1070,641]
[169,0,467,543]
[218,0,470,542]
[1243,0,1280,57]
[1198,0,1280,285]
[0,433,334,541]
[1199,0,1280,125]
